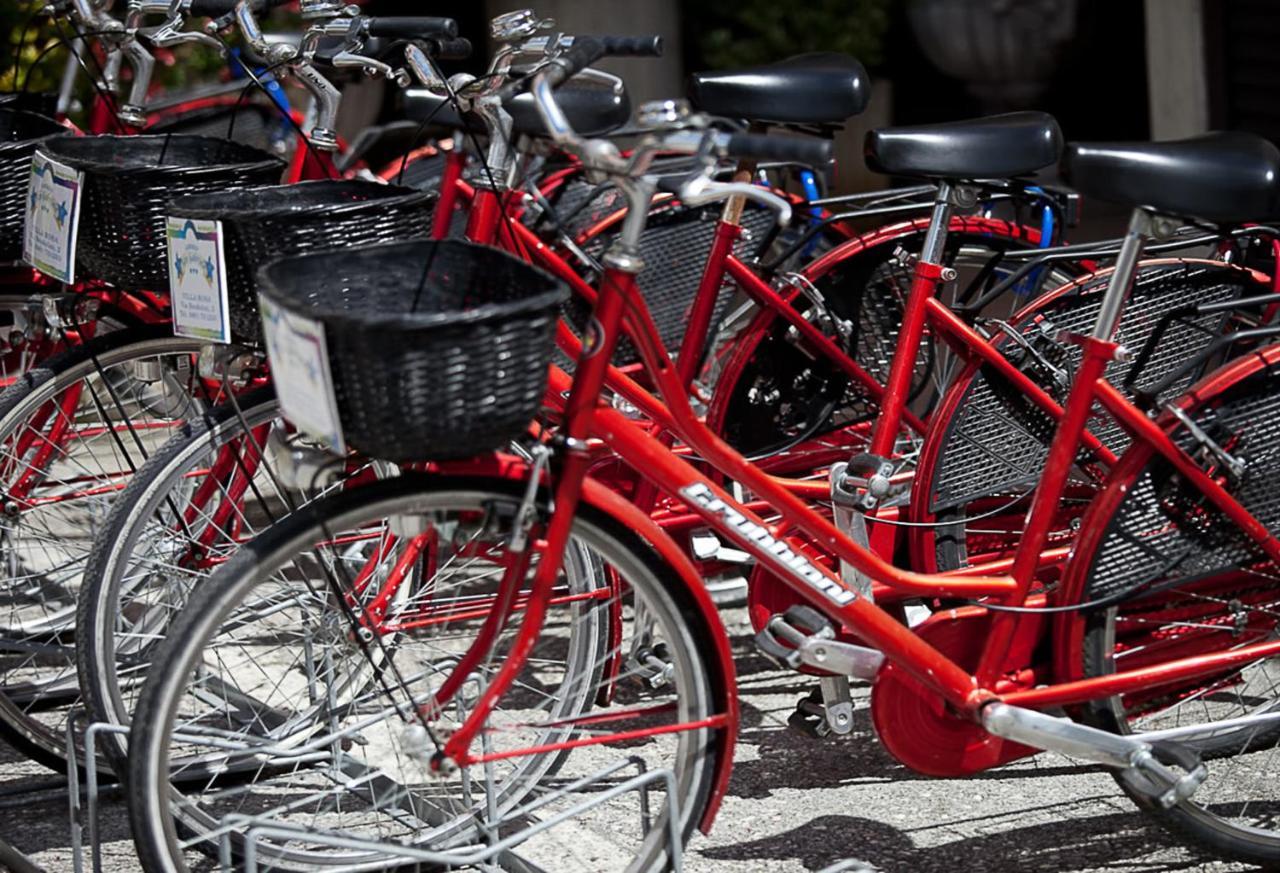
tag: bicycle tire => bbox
[77,386,287,776]
[0,325,209,772]
[127,473,723,872]
[1070,351,1280,864]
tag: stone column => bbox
[1144,0,1209,139]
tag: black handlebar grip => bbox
[423,36,472,61]
[596,35,664,58]
[364,17,458,40]
[188,0,291,17]
[543,35,603,89]
[498,33,662,102]
[725,132,833,167]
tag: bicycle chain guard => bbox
[870,606,1044,777]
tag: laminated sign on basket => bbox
[167,217,231,344]
[23,154,83,284]
[258,295,347,455]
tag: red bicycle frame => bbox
[431,202,1280,797]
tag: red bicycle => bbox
[124,47,1280,871]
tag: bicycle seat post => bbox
[1091,208,1178,342]
[861,180,969,463]
[721,152,758,228]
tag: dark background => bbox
[368,0,1152,140]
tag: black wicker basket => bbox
[33,134,283,289]
[169,180,433,343]
[258,240,568,462]
[0,109,66,261]
[0,92,58,118]
[148,100,284,155]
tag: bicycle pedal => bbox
[754,605,834,670]
[787,687,833,738]
[630,642,675,689]
[1129,741,1207,810]
[756,605,885,678]
[787,678,855,738]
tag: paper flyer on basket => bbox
[167,217,232,344]
[23,154,83,285]
[258,295,347,455]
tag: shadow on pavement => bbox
[697,811,1225,872]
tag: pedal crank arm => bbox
[982,702,1206,808]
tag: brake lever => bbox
[124,0,174,31]
[330,49,410,87]
[676,175,793,225]
[231,1,294,62]
[490,9,555,42]
[141,19,226,52]
[404,43,446,91]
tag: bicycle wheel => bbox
[127,474,723,872]
[912,259,1264,574]
[1068,351,1280,864]
[77,387,383,775]
[0,325,212,770]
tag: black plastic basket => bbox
[33,134,283,288]
[0,109,66,261]
[258,240,568,462]
[169,181,433,343]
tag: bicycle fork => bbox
[437,187,652,768]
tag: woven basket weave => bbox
[258,240,567,462]
[0,109,66,261]
[0,92,58,117]
[169,180,433,343]
[34,133,283,288]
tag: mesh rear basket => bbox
[0,109,65,261]
[258,240,567,462]
[1086,366,1280,604]
[572,198,777,365]
[35,134,283,289]
[930,262,1255,513]
[169,180,433,343]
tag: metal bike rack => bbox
[63,710,686,872]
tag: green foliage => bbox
[2,2,67,94]
[693,0,893,69]
[1,6,267,105]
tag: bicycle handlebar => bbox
[724,132,833,168]
[363,17,459,40]
[544,35,663,89]
[426,37,473,61]
[496,34,662,103]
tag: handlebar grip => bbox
[499,33,664,102]
[544,34,664,88]
[188,0,290,17]
[422,36,472,61]
[725,132,833,167]
[543,36,603,89]
[364,17,458,40]
[596,35,664,57]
